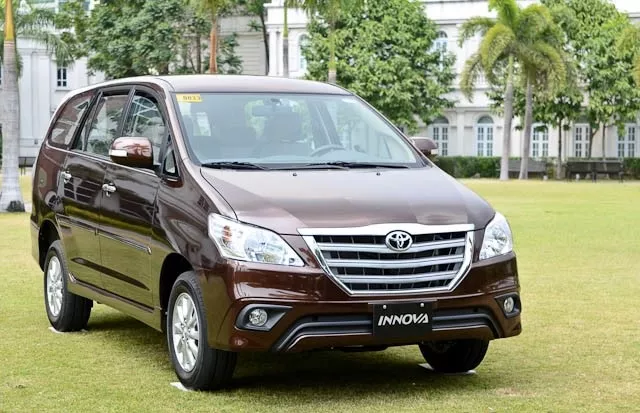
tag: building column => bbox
[456,111,465,156]
[267,29,278,76]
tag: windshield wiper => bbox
[296,161,411,170]
[201,161,267,170]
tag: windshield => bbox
[173,93,424,168]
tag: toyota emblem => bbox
[385,231,413,252]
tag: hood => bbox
[200,167,495,235]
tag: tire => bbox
[167,271,237,391]
[419,339,489,373]
[44,240,93,332]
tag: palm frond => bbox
[458,16,496,47]
[460,52,484,101]
[25,29,76,66]
[520,40,566,93]
[488,0,519,27]
[517,4,554,41]
[479,23,514,71]
[15,6,56,34]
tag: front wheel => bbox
[167,272,237,391]
[419,339,489,373]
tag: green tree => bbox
[618,23,640,87]
[459,0,567,180]
[192,0,230,74]
[1,0,80,212]
[543,0,640,158]
[237,0,269,74]
[305,0,455,133]
[300,0,362,84]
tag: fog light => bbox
[503,297,515,314]
[248,308,268,327]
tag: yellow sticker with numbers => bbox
[176,94,202,103]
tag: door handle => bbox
[61,171,72,184]
[102,183,117,196]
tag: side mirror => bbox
[410,137,438,157]
[109,137,154,169]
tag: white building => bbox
[264,0,640,159]
[1,1,266,159]
[5,0,639,161]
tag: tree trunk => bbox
[328,30,337,84]
[209,17,218,74]
[260,13,269,75]
[556,120,563,179]
[283,5,289,77]
[519,78,534,180]
[196,34,202,73]
[500,57,514,181]
[0,2,26,213]
[588,126,596,158]
[601,125,606,159]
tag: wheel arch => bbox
[159,253,194,317]
[38,219,60,270]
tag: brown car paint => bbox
[31,75,521,354]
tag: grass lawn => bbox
[1,178,639,412]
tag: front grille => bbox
[301,224,474,295]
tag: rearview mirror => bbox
[410,137,438,157]
[109,137,154,169]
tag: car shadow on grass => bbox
[86,311,507,399]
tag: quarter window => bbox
[49,91,94,148]
[83,93,130,157]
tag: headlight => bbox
[208,214,304,267]
[479,212,513,260]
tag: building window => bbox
[476,115,494,157]
[56,66,68,88]
[299,35,310,72]
[531,125,549,158]
[618,125,637,158]
[573,124,590,158]
[434,31,448,54]
[429,116,449,156]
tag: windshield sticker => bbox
[176,94,202,103]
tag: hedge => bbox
[434,156,640,179]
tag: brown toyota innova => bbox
[30,75,521,390]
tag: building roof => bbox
[156,75,350,95]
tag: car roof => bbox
[80,74,351,95]
[157,75,351,95]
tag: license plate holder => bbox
[372,302,433,338]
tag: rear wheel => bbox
[419,339,489,373]
[167,272,237,390]
[44,241,92,332]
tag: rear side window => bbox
[48,91,93,148]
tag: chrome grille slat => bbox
[300,223,475,296]
[339,271,459,284]
[316,239,465,254]
[325,254,464,269]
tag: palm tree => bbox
[459,0,566,180]
[192,0,229,74]
[0,0,22,212]
[1,0,79,212]
[299,0,362,84]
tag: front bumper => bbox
[199,253,521,352]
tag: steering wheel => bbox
[310,144,346,157]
